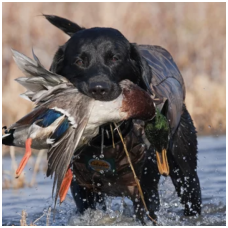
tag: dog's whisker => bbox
[100,127,104,158]
[105,129,110,139]
[110,124,115,148]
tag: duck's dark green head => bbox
[144,108,169,152]
[145,108,170,176]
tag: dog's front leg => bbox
[132,148,160,225]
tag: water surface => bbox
[2,135,226,225]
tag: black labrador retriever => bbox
[44,15,201,224]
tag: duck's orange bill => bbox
[15,138,32,178]
[59,168,73,203]
[156,149,169,176]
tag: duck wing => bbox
[12,49,72,105]
[44,92,93,206]
[11,50,95,206]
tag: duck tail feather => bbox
[2,129,15,146]
[11,49,68,87]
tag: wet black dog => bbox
[44,15,201,224]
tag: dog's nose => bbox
[88,82,111,99]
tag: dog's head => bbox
[45,15,151,101]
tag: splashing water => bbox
[2,136,226,225]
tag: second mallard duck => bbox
[144,108,170,176]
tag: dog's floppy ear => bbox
[130,43,153,95]
[49,45,66,73]
[43,14,85,37]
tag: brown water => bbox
[2,135,226,226]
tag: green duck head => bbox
[145,108,169,151]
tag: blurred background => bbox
[2,2,226,138]
[2,3,226,225]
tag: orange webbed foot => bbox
[156,149,169,176]
[59,168,73,203]
[15,138,32,178]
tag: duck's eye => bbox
[112,56,119,62]
[75,58,84,66]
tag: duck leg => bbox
[15,138,32,178]
[59,167,73,203]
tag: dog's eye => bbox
[112,56,119,62]
[74,58,84,67]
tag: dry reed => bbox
[18,207,52,226]
[114,123,158,224]
[20,210,28,226]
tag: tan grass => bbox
[20,210,28,226]
[19,208,52,226]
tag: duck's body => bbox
[2,50,155,205]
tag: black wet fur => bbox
[70,180,106,213]
[168,104,201,215]
[43,14,85,36]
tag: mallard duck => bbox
[144,108,170,176]
[2,50,156,205]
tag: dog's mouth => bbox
[77,81,122,102]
